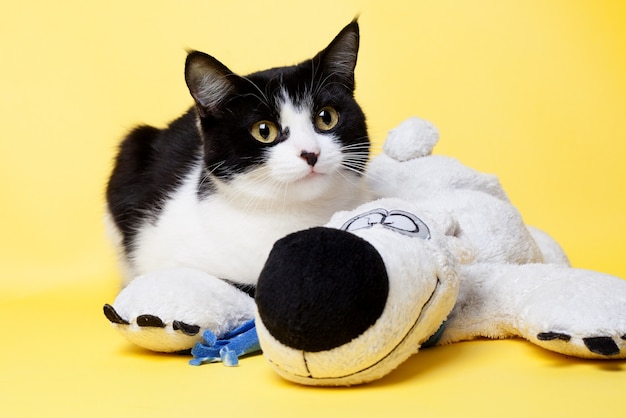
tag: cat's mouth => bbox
[305,169,322,177]
[298,170,328,183]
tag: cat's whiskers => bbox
[201,160,226,186]
[222,165,285,214]
[324,79,354,94]
[333,167,364,191]
[337,140,393,189]
[310,64,355,96]
[312,72,336,98]
[237,75,270,104]
[244,174,278,212]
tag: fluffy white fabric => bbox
[110,268,255,352]
[368,117,626,360]
[257,117,626,386]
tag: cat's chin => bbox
[214,165,362,211]
[288,170,366,209]
[288,172,333,200]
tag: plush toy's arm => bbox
[440,263,626,358]
[103,267,256,353]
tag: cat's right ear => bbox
[317,20,360,91]
[185,51,237,118]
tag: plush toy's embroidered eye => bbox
[383,211,431,239]
[341,208,431,239]
[314,106,339,131]
[250,120,279,143]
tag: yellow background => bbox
[1,1,625,417]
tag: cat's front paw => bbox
[103,268,255,352]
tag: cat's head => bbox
[185,21,368,208]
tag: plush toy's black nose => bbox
[256,227,389,352]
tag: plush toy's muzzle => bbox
[255,227,390,353]
[255,200,461,386]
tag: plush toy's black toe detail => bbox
[136,314,165,328]
[173,320,201,336]
[537,332,571,342]
[256,227,389,353]
[583,337,620,356]
[103,304,129,325]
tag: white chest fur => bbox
[127,163,365,285]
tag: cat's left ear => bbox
[317,20,360,91]
[185,51,238,118]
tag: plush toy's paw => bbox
[536,332,625,357]
[445,263,626,359]
[519,267,626,359]
[103,303,203,352]
[103,268,255,353]
[255,199,461,386]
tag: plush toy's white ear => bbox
[446,236,477,265]
[384,117,439,162]
[417,209,476,265]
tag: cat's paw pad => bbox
[536,331,626,358]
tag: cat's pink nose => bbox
[300,151,319,167]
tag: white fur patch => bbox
[128,162,365,286]
[121,96,367,287]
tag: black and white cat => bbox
[103,21,371,351]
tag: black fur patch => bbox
[106,109,202,249]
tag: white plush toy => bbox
[105,117,626,383]
[254,117,626,386]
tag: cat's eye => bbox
[250,120,279,143]
[314,106,339,131]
